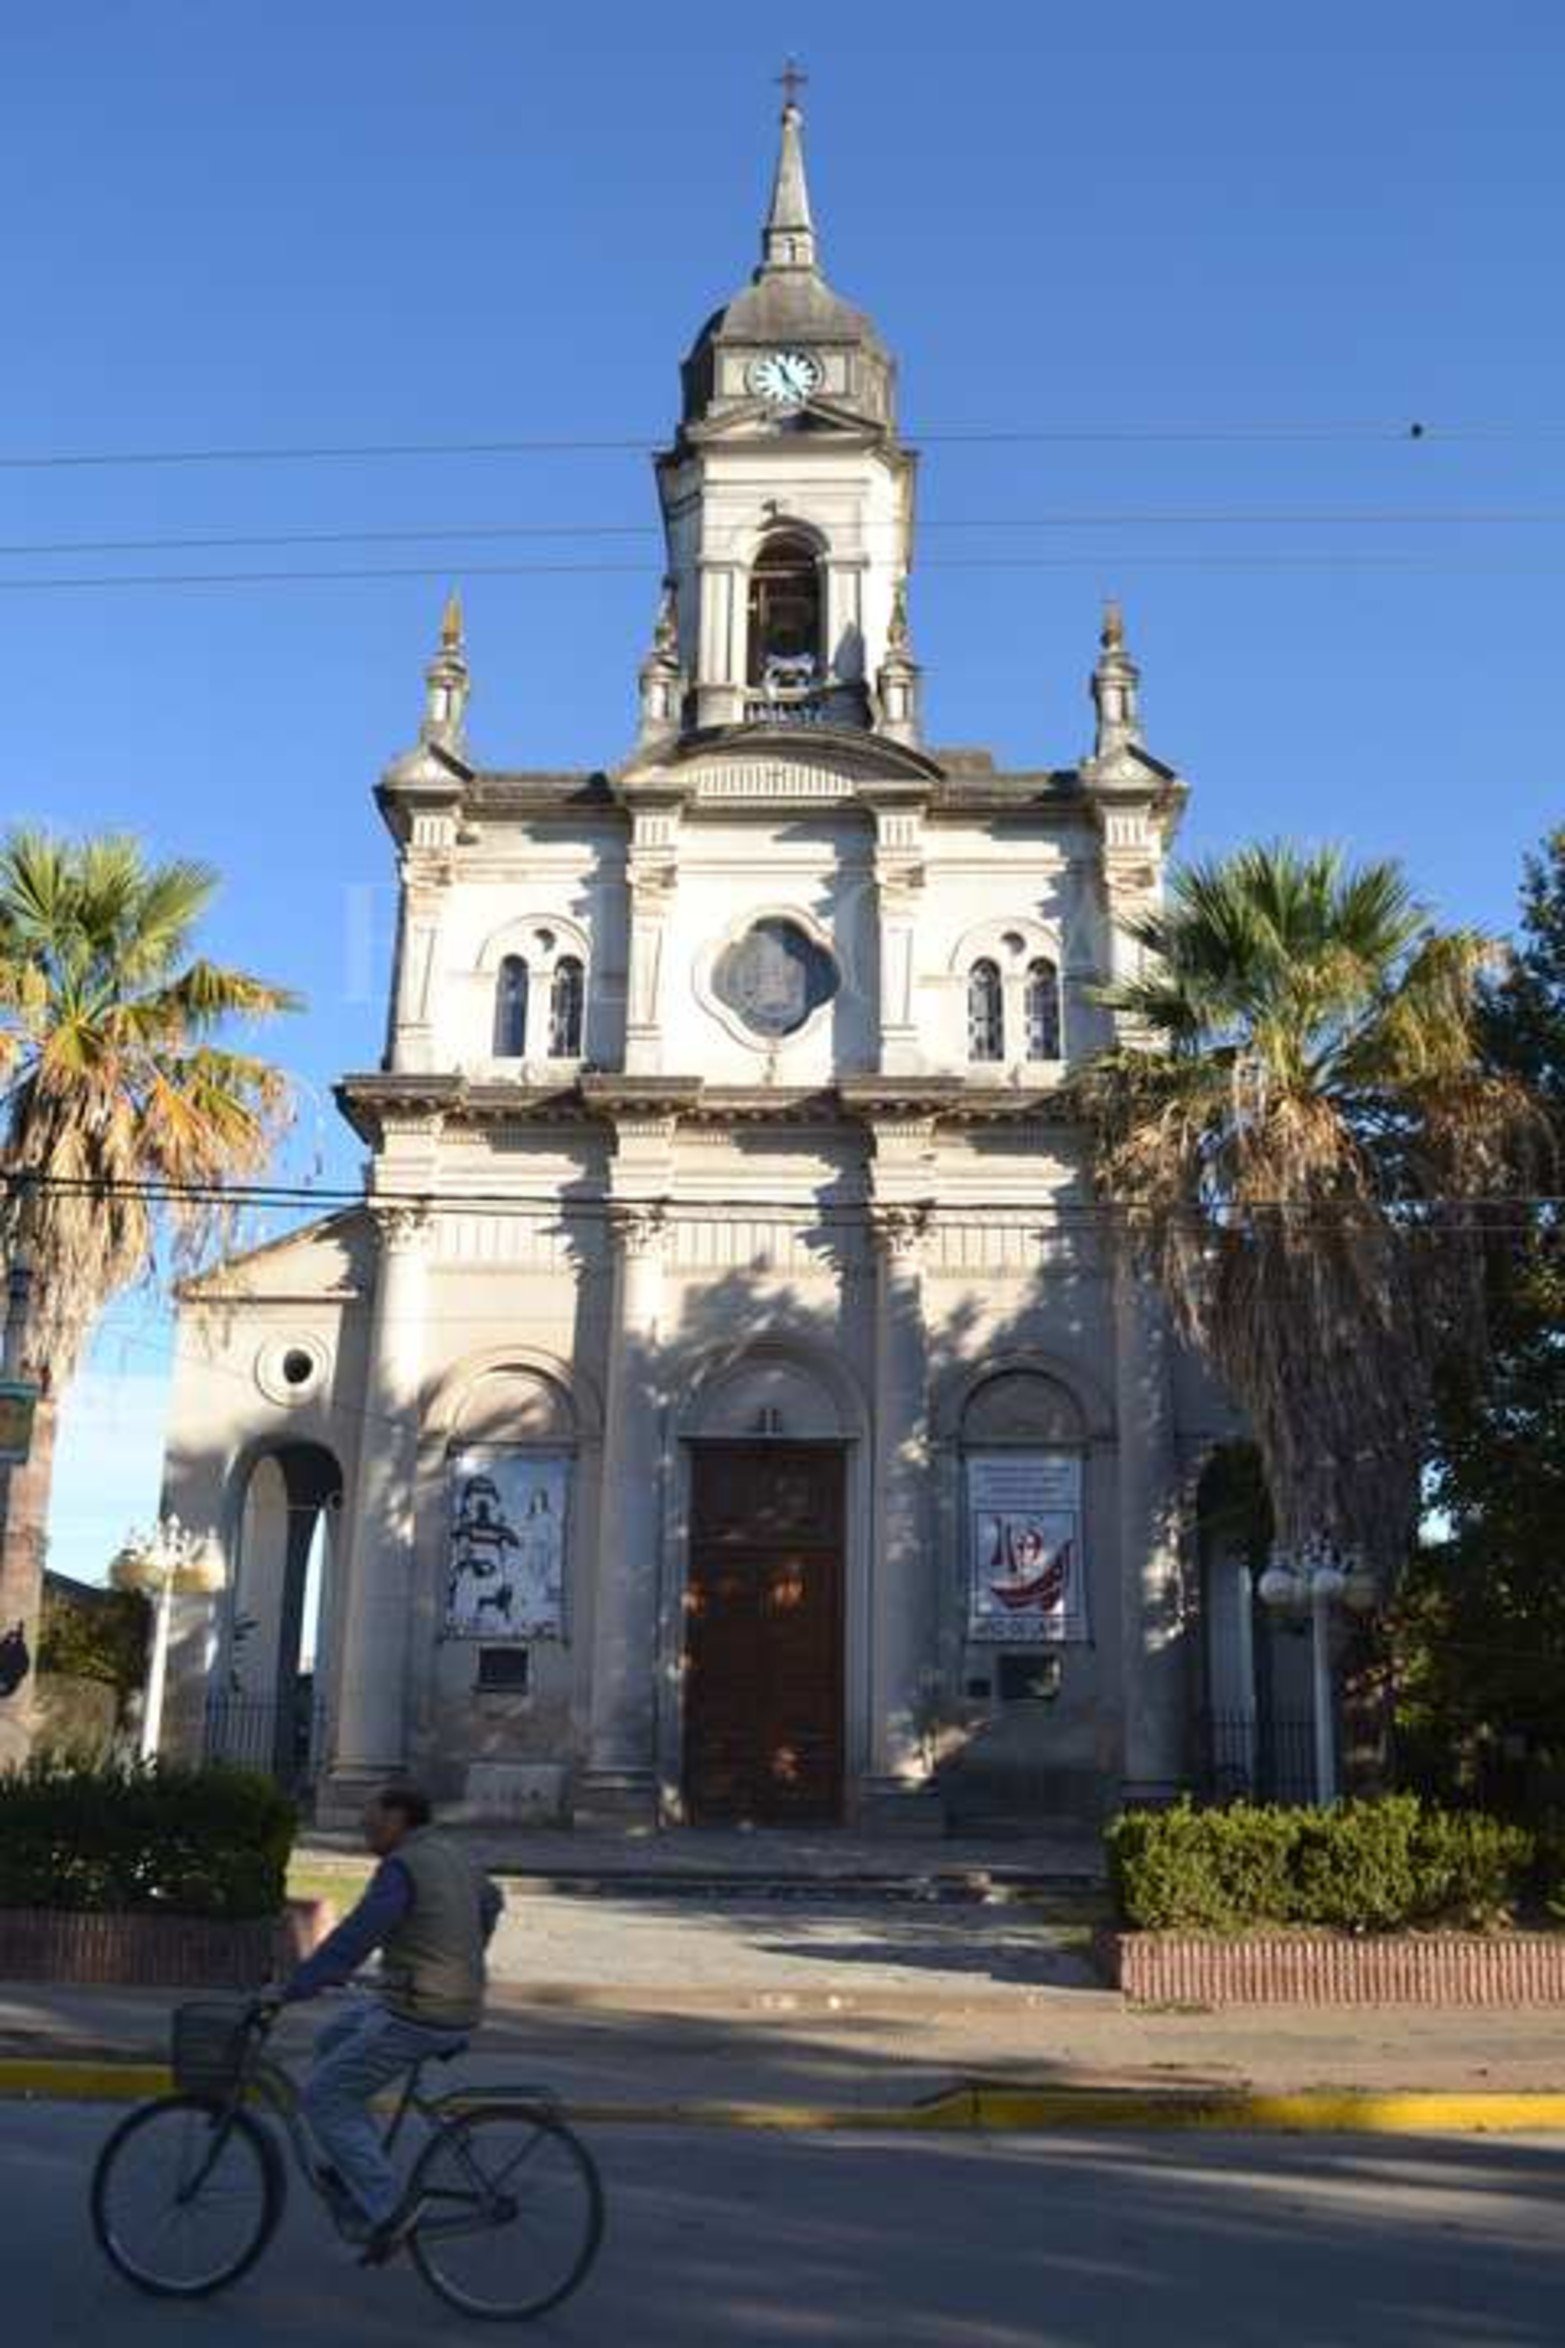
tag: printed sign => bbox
[966,1451,1087,1645]
[445,1449,569,1640]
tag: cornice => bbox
[337,1069,1079,1145]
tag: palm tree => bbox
[1076,842,1542,1594]
[0,830,299,1766]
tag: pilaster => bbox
[864,788,929,1078]
[581,1198,670,1823]
[322,1202,432,1815]
[386,827,456,1075]
[620,790,688,1074]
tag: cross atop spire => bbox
[762,65,817,274]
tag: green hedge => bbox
[0,1760,296,1921]
[1106,1797,1535,1935]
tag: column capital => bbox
[371,1198,434,1255]
[869,1201,932,1268]
[607,1200,671,1262]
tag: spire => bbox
[762,63,817,274]
[1091,596,1142,763]
[420,588,469,749]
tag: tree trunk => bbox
[0,1387,56,1772]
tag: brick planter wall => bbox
[1100,1930,1565,2006]
[0,1898,334,1988]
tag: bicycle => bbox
[90,1998,605,2321]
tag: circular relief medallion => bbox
[712,916,839,1041]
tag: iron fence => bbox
[204,1689,326,1793]
[1200,1710,1317,1806]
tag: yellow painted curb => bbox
[3,2062,1563,2135]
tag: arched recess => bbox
[420,1349,601,1649]
[678,1334,866,1445]
[934,1349,1111,1447]
[215,1440,343,1790]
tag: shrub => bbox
[0,1759,295,1921]
[1106,1797,1536,1935]
[1411,1810,1533,1930]
[1107,1803,1299,1932]
[1293,1798,1422,1932]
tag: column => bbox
[324,1204,429,1811]
[582,1203,668,1819]
[1114,1237,1188,1800]
[867,1202,935,1794]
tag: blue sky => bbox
[11,1,1561,1576]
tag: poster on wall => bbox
[445,1449,570,1640]
[966,1451,1087,1645]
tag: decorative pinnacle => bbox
[763,65,817,273]
[420,588,470,747]
[1091,596,1142,760]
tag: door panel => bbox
[684,1445,844,1824]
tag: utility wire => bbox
[1,420,1561,470]
[10,554,1565,594]
[2,1167,1558,1226]
[7,509,1565,561]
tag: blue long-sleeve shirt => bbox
[285,1857,503,2002]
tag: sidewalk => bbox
[5,1972,1565,2105]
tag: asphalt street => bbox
[6,2104,1562,2347]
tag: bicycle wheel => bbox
[408,2104,604,2321]
[91,2094,284,2298]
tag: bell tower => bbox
[641,81,921,744]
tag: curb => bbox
[5,2060,1565,2134]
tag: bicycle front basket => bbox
[171,2000,255,2096]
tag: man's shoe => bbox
[358,2202,422,2268]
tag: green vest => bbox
[378,1830,490,2031]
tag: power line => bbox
[5,509,1565,562]
[16,508,1565,560]
[10,554,1565,595]
[3,1167,1558,1226]
[2,420,1563,473]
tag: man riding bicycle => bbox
[272,1781,504,2255]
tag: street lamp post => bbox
[1256,1536,1378,1805]
[110,1518,225,1763]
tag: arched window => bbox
[967,960,1004,1062]
[1024,957,1061,1061]
[493,956,529,1057]
[548,955,585,1058]
[747,532,823,687]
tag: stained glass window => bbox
[967,959,1004,1062]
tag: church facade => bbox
[160,100,1251,1830]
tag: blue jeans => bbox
[300,1995,468,2225]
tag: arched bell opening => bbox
[746,531,824,690]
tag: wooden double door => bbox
[682,1442,846,1825]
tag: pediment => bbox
[621,726,943,806]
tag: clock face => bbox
[749,349,823,407]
